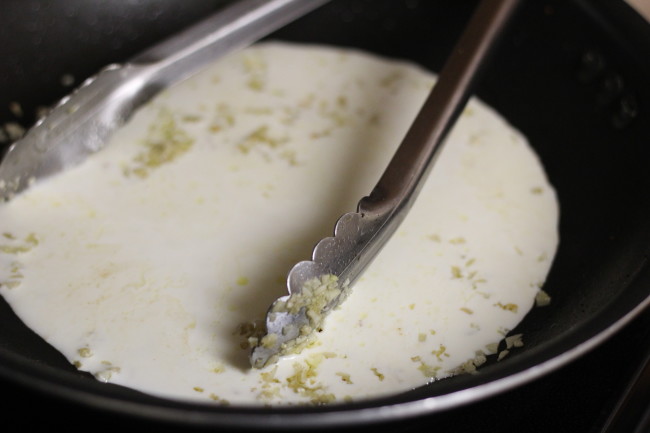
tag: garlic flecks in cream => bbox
[0,43,559,405]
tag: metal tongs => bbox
[0,0,329,201]
[0,0,521,370]
[251,0,522,368]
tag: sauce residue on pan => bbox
[0,43,559,405]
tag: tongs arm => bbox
[362,0,521,218]
[0,0,329,201]
[251,0,522,369]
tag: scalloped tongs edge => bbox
[251,0,523,369]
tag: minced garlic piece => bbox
[78,347,93,358]
[285,356,335,404]
[235,320,265,350]
[209,393,230,405]
[260,333,278,349]
[432,344,449,361]
[495,302,519,313]
[416,361,441,379]
[505,334,524,349]
[0,233,39,254]
[535,289,551,307]
[124,108,194,178]
[253,274,346,367]
[95,365,121,382]
[452,349,489,375]
[336,372,353,384]
[371,368,385,381]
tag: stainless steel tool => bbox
[0,0,329,201]
[251,0,522,369]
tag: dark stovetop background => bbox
[4,306,650,433]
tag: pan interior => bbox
[0,0,649,427]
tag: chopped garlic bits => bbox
[251,274,350,369]
[0,43,558,405]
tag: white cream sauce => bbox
[0,43,558,405]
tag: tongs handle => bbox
[251,0,524,369]
[360,0,521,217]
[132,0,329,84]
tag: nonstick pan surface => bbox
[0,0,649,430]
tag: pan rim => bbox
[1,269,648,429]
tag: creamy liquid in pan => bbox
[0,43,558,405]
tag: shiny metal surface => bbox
[0,0,328,201]
[251,0,522,369]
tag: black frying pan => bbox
[1,0,649,430]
